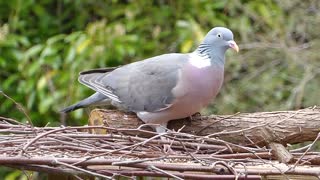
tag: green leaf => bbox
[4,170,22,180]
[257,4,272,27]
[37,76,47,90]
[65,46,76,63]
[24,44,43,59]
[47,34,66,45]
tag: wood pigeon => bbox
[61,27,239,134]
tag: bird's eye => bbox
[217,33,222,38]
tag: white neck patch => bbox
[188,52,211,68]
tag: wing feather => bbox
[78,53,188,112]
[79,73,121,102]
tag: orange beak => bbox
[228,40,239,53]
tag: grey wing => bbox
[78,53,188,112]
[79,68,122,103]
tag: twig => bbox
[291,132,320,169]
[54,159,112,179]
[177,139,207,166]
[112,157,166,166]
[21,127,70,155]
[0,91,34,128]
[206,123,268,138]
[0,117,24,125]
[148,165,184,180]
[72,131,171,166]
[196,112,240,135]
[290,144,312,153]
[212,161,236,175]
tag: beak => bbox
[228,40,239,53]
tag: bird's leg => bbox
[155,123,175,154]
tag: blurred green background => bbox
[0,0,319,178]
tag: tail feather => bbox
[60,92,109,113]
[60,103,84,113]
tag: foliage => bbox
[0,0,319,125]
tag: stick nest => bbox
[0,115,320,179]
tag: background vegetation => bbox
[0,0,319,178]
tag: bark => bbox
[89,107,320,147]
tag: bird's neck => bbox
[194,45,225,67]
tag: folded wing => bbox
[78,53,188,112]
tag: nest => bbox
[1,108,320,179]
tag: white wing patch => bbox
[188,52,211,68]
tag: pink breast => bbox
[184,64,224,101]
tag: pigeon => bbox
[61,27,239,134]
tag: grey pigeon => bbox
[61,27,239,134]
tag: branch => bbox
[91,107,320,146]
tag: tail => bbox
[60,93,109,113]
[60,103,84,113]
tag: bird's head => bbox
[200,27,239,54]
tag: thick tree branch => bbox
[90,107,320,146]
